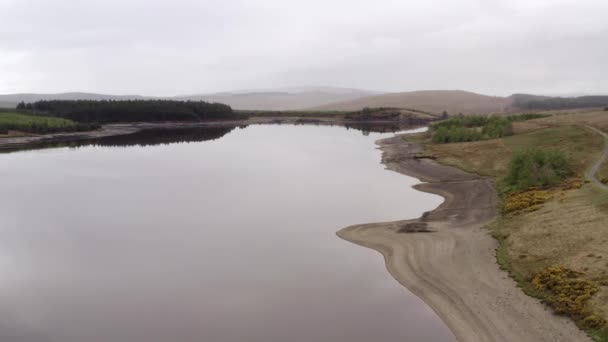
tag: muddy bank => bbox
[338,134,589,341]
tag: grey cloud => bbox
[0,0,607,95]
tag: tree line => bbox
[430,116,513,143]
[429,113,548,144]
[511,94,608,110]
[16,100,239,123]
[503,149,572,191]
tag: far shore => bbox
[0,116,428,151]
[337,133,590,341]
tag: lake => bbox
[0,124,454,342]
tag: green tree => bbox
[503,149,572,191]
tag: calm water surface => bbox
[0,125,454,342]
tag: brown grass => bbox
[309,90,510,115]
[599,162,608,185]
[425,125,603,178]
[420,113,608,338]
[530,109,608,133]
[490,185,608,334]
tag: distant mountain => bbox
[309,90,511,115]
[175,87,382,110]
[276,86,381,95]
[0,92,148,108]
[0,87,382,111]
[4,89,606,113]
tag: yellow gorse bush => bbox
[502,179,583,214]
[532,266,605,329]
[503,189,552,213]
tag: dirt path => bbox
[585,125,608,190]
[337,134,589,341]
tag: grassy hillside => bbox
[0,112,97,135]
[0,92,148,108]
[308,90,511,115]
[409,112,608,340]
[179,90,380,110]
[424,125,600,176]
[0,87,381,111]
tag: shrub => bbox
[430,116,511,143]
[431,115,489,130]
[482,117,513,139]
[507,113,550,121]
[563,178,584,190]
[0,112,99,134]
[503,189,552,213]
[431,126,483,143]
[429,114,553,144]
[583,315,606,329]
[532,266,605,328]
[503,149,573,191]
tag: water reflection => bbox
[92,126,236,147]
[1,122,418,154]
[0,125,453,342]
[0,126,236,153]
[286,120,422,136]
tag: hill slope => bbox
[5,90,608,113]
[175,88,380,110]
[0,87,380,111]
[309,90,511,115]
[0,93,148,108]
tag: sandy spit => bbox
[337,134,589,342]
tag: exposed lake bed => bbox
[338,133,589,342]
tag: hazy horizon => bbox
[1,87,605,99]
[1,0,607,96]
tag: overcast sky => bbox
[1,0,607,96]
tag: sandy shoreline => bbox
[337,134,589,341]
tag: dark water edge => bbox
[0,126,236,153]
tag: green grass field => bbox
[0,112,96,135]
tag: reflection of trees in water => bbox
[1,127,236,153]
[291,118,428,136]
[92,127,236,147]
[343,122,409,135]
[2,121,425,154]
